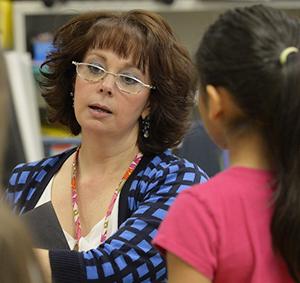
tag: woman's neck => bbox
[77,134,140,177]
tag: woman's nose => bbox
[97,73,116,95]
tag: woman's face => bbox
[73,49,151,141]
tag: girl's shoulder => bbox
[182,166,273,206]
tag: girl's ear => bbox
[206,84,223,121]
[201,85,244,149]
[206,84,241,123]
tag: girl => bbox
[154,5,300,283]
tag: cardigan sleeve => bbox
[49,157,208,283]
[4,162,33,212]
[4,150,75,213]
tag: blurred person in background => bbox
[0,48,9,187]
[0,49,46,283]
[0,202,47,283]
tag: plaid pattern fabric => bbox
[6,149,208,283]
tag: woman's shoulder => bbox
[142,149,209,182]
[6,148,77,210]
[8,148,76,186]
[153,149,207,170]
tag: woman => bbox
[5,10,208,283]
[154,5,300,283]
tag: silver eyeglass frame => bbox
[72,61,156,94]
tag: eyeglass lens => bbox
[76,63,148,94]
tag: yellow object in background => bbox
[0,0,13,49]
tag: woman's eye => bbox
[121,75,139,85]
[88,64,105,75]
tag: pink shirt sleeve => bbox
[153,187,218,280]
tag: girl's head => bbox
[196,5,300,281]
[196,4,300,162]
[41,10,197,155]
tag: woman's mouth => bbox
[89,104,112,114]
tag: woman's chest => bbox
[51,172,121,237]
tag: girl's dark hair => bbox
[196,5,300,282]
[40,10,197,155]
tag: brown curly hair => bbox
[40,10,197,155]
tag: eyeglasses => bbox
[72,61,155,95]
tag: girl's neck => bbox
[227,129,272,170]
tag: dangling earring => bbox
[70,91,74,107]
[141,116,150,138]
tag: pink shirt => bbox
[154,167,293,283]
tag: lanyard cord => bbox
[71,146,143,250]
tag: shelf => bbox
[13,0,300,15]
[43,136,80,156]
[13,0,300,52]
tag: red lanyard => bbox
[71,146,143,249]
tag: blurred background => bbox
[1,0,299,184]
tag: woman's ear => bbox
[141,101,151,119]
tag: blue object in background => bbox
[33,41,53,62]
[32,33,54,63]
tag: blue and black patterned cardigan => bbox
[5,148,208,283]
